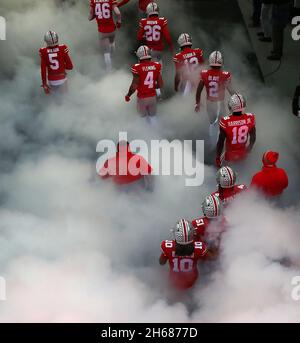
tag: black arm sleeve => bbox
[292,85,300,116]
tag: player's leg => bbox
[137,98,148,118]
[108,32,116,54]
[206,100,219,145]
[100,33,112,71]
[147,97,158,127]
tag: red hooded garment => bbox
[251,151,288,197]
[99,142,152,185]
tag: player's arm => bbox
[159,253,168,265]
[226,79,235,96]
[117,0,130,7]
[162,23,174,53]
[113,3,122,28]
[248,126,256,152]
[292,85,300,117]
[88,3,96,21]
[216,127,226,167]
[174,71,180,92]
[156,73,163,90]
[137,22,144,42]
[64,47,74,70]
[40,51,50,95]
[195,79,204,112]
[125,73,139,101]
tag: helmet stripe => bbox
[225,166,233,186]
[182,219,187,243]
[211,195,218,217]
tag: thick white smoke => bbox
[0,0,299,322]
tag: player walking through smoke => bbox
[39,31,74,96]
[216,93,256,167]
[89,0,122,71]
[173,33,204,96]
[195,51,235,145]
[125,45,163,124]
[137,2,173,68]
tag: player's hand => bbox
[116,21,121,29]
[41,84,50,95]
[125,95,131,102]
[194,103,200,113]
[216,156,222,168]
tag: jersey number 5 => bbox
[49,53,59,70]
[95,3,111,19]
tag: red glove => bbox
[116,21,121,29]
[195,103,200,113]
[125,95,131,102]
[41,84,50,95]
[215,156,222,168]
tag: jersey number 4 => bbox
[231,125,249,144]
[144,71,154,89]
[95,3,111,19]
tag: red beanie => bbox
[262,151,279,166]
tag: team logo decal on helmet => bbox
[216,166,237,188]
[202,195,222,218]
[228,93,246,112]
[44,31,59,47]
[146,2,159,16]
[173,219,194,245]
[136,45,151,60]
[209,51,223,67]
[178,33,192,48]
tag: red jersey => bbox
[118,0,152,12]
[138,17,172,52]
[219,113,256,162]
[200,69,231,101]
[251,166,288,197]
[212,184,247,206]
[90,0,117,33]
[131,61,162,98]
[99,145,152,185]
[39,44,73,84]
[173,47,204,84]
[160,240,207,290]
[191,216,210,241]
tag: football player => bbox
[216,93,256,167]
[212,166,247,206]
[89,0,122,71]
[192,195,224,259]
[159,219,207,290]
[195,51,235,144]
[125,45,163,123]
[173,33,204,96]
[39,31,74,95]
[118,0,153,17]
[137,2,173,66]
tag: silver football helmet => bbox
[173,219,194,245]
[202,195,222,218]
[146,2,159,16]
[228,93,246,112]
[178,33,192,48]
[216,166,237,188]
[136,45,151,60]
[44,30,59,47]
[209,50,223,67]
